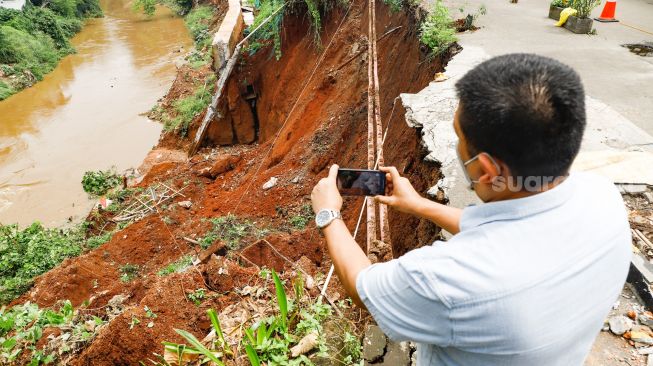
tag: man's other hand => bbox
[375,166,423,215]
[311,164,343,213]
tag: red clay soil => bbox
[10,0,453,364]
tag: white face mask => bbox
[456,143,502,191]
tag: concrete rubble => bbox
[362,325,414,365]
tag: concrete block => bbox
[211,0,245,71]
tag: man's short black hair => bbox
[455,53,586,179]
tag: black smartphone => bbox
[337,169,386,196]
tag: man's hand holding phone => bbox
[311,164,343,214]
[374,166,424,215]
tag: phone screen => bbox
[336,169,386,196]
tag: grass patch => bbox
[420,0,457,56]
[0,80,14,100]
[158,255,193,276]
[200,214,269,250]
[161,73,215,137]
[184,5,214,49]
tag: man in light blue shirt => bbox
[311,54,631,365]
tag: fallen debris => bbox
[609,315,634,335]
[262,176,278,190]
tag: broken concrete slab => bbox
[363,325,386,362]
[618,184,650,194]
[608,315,633,335]
[211,0,245,71]
[382,341,411,366]
[572,151,653,185]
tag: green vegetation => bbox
[550,0,569,7]
[382,0,418,12]
[0,301,105,364]
[154,72,214,137]
[119,263,140,282]
[200,214,270,250]
[570,0,601,18]
[159,270,350,366]
[133,0,193,17]
[186,288,206,305]
[246,0,338,59]
[184,5,213,49]
[288,204,313,230]
[81,168,122,196]
[0,0,102,100]
[132,0,158,17]
[420,0,457,56]
[0,223,113,305]
[157,255,193,276]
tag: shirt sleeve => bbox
[356,260,453,346]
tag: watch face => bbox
[316,210,331,227]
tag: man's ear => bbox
[476,153,504,184]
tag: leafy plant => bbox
[162,74,215,137]
[420,0,457,55]
[187,288,206,305]
[119,264,140,283]
[0,301,105,364]
[288,204,313,230]
[570,0,601,18]
[133,0,158,17]
[81,169,122,196]
[0,223,86,304]
[200,214,269,250]
[184,5,214,49]
[0,0,101,97]
[550,0,569,7]
[245,0,337,59]
[0,80,13,100]
[157,255,193,276]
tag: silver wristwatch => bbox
[315,209,342,229]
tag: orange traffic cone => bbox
[595,0,619,22]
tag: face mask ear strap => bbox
[479,153,502,177]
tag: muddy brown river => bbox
[0,0,192,227]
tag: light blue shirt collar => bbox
[460,174,577,231]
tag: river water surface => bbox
[0,0,192,227]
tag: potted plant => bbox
[564,0,601,33]
[548,0,568,20]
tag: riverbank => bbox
[0,0,103,99]
[0,0,193,227]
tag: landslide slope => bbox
[12,0,455,363]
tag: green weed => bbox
[163,74,215,137]
[184,5,214,49]
[288,204,313,230]
[161,270,337,365]
[0,301,105,364]
[119,264,140,283]
[420,0,457,56]
[157,255,193,276]
[186,288,206,305]
[0,80,13,100]
[81,169,122,196]
[200,214,269,250]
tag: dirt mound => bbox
[12,0,453,363]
